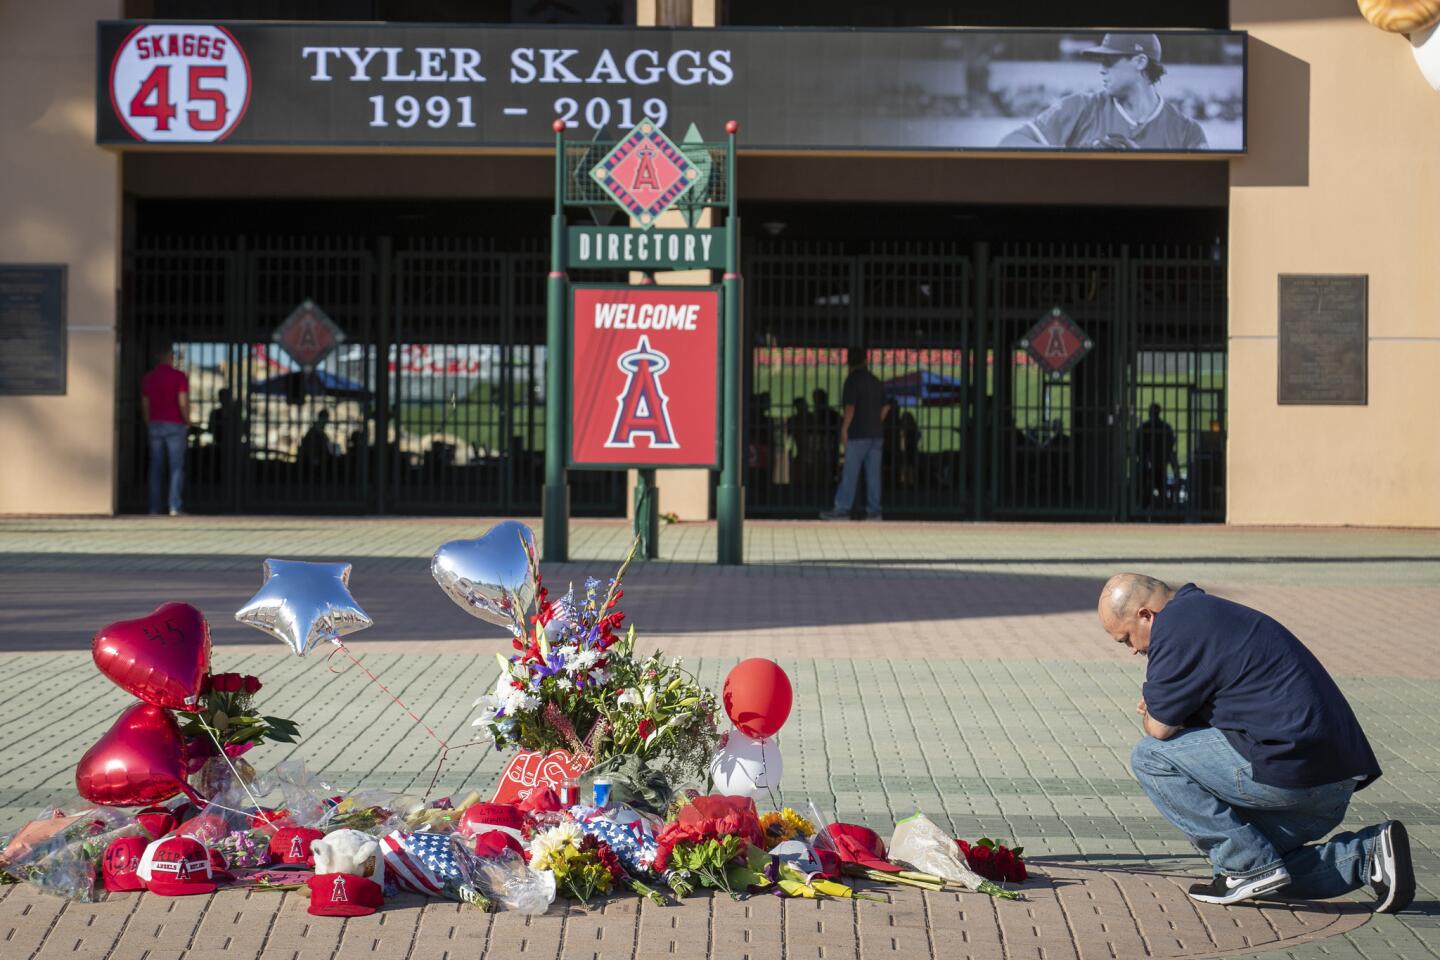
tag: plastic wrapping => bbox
[472,851,556,915]
[887,813,991,893]
[0,807,137,902]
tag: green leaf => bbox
[977,837,995,849]
[1011,847,1024,858]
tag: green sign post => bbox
[543,119,743,565]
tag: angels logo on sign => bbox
[109,25,250,142]
[607,335,678,449]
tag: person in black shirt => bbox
[821,348,890,521]
[1098,573,1412,911]
[1137,403,1180,508]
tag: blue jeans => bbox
[832,437,882,515]
[1131,727,1378,899]
[147,421,187,514]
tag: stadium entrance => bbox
[118,200,1225,521]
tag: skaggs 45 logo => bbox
[109,25,251,142]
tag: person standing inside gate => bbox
[1137,403,1180,507]
[812,388,842,485]
[141,345,190,516]
[821,348,890,521]
[998,34,1207,150]
[1097,574,1412,912]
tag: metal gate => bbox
[118,236,626,516]
[745,239,1225,521]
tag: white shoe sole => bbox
[1188,870,1291,905]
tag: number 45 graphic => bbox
[129,65,228,132]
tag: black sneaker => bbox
[1371,821,1415,914]
[818,510,848,521]
[1187,865,1291,905]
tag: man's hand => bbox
[1136,697,1147,717]
[1091,133,1140,150]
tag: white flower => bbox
[529,822,583,869]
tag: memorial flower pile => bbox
[473,560,719,797]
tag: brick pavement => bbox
[0,517,1436,960]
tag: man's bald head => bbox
[1100,574,1171,620]
[1097,574,1174,656]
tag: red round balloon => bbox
[75,702,200,807]
[722,658,793,740]
[92,602,211,711]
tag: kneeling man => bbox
[1098,574,1411,911]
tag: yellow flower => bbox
[761,808,815,843]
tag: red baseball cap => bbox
[473,829,526,860]
[146,836,218,895]
[102,836,149,892]
[270,827,326,867]
[816,823,903,873]
[518,787,563,814]
[208,847,235,883]
[135,806,177,841]
[460,803,525,840]
[307,873,384,917]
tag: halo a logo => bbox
[606,335,677,448]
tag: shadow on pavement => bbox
[0,552,1105,651]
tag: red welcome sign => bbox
[570,285,721,468]
[491,749,592,804]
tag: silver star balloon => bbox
[431,520,538,636]
[235,559,373,656]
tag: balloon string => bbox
[201,724,270,817]
[328,640,450,750]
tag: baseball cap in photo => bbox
[102,835,149,892]
[146,836,217,895]
[307,872,384,917]
[816,823,903,873]
[270,826,326,867]
[1081,33,1163,66]
[459,803,525,841]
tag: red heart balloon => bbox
[92,603,211,710]
[75,702,202,807]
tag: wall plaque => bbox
[0,265,67,396]
[1278,274,1367,405]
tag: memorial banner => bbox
[97,22,1245,153]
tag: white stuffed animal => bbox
[310,829,384,884]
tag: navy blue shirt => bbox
[1143,584,1381,790]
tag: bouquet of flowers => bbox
[653,796,767,899]
[530,822,664,904]
[472,552,719,802]
[956,837,1027,884]
[177,672,300,798]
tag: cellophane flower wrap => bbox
[472,554,719,790]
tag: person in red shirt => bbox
[141,347,190,515]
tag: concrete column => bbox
[0,2,122,514]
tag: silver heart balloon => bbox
[431,521,539,636]
[235,559,374,656]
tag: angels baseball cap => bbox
[102,836,149,892]
[769,840,840,879]
[1081,33,1163,66]
[307,873,384,917]
[816,823,903,873]
[146,836,218,895]
[460,803,526,841]
[270,827,326,867]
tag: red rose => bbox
[637,719,656,740]
[210,673,232,692]
[956,838,971,856]
[243,676,261,695]
[200,675,213,695]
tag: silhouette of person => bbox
[821,348,891,521]
[207,387,239,452]
[300,409,337,469]
[1137,403,1180,507]
[811,388,841,485]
